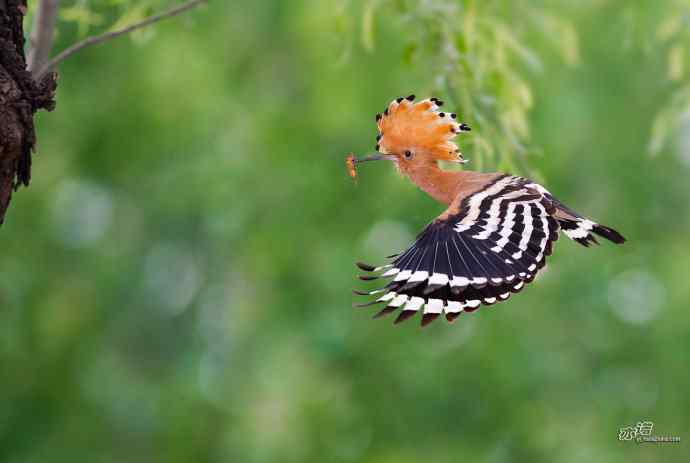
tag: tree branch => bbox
[35,0,207,79]
[26,0,59,76]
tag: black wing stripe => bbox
[444,241,456,281]
[389,247,419,276]
[464,236,514,282]
[392,242,418,268]
[448,233,474,288]
[400,246,427,282]
[454,233,491,286]
[469,237,529,277]
[426,241,452,289]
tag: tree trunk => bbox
[0,0,56,225]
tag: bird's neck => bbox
[404,163,464,205]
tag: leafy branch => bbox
[0,0,207,225]
[34,0,208,79]
[340,0,581,176]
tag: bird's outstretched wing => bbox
[355,175,561,326]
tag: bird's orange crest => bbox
[375,95,470,163]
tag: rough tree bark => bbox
[0,0,56,225]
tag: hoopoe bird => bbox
[352,95,625,326]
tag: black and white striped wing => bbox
[355,175,560,326]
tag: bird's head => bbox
[354,95,470,174]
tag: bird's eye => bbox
[404,150,414,160]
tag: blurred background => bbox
[1,0,689,461]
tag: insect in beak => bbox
[354,154,398,163]
[346,153,398,180]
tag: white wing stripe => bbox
[492,202,519,251]
[408,270,429,283]
[517,203,534,252]
[377,291,397,302]
[381,267,399,277]
[394,270,412,281]
[563,219,595,239]
[445,301,463,313]
[425,299,444,314]
[450,276,470,288]
[404,296,425,312]
[533,201,550,261]
[428,273,449,286]
[389,294,409,307]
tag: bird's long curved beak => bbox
[354,154,397,164]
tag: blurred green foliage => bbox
[1,1,690,462]
[339,0,583,175]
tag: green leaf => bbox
[668,45,685,81]
[362,0,377,52]
[648,108,673,156]
[59,5,104,35]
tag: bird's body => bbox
[353,95,625,326]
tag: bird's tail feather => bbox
[545,193,626,247]
[558,217,625,246]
